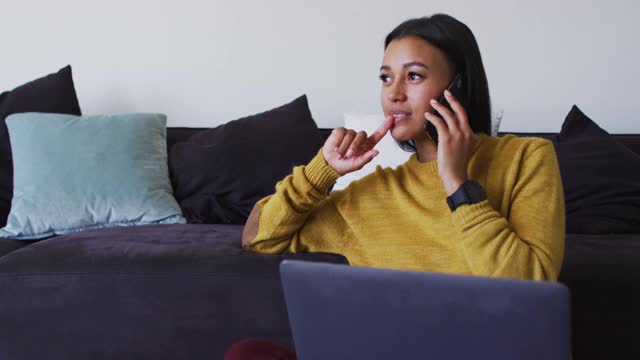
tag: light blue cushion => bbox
[0,113,185,239]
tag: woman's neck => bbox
[414,136,438,163]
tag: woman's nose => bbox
[387,80,407,102]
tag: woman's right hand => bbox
[322,115,394,176]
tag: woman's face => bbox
[380,36,455,143]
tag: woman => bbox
[227,13,565,359]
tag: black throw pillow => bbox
[552,105,640,233]
[0,65,82,227]
[169,95,324,224]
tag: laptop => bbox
[280,260,571,360]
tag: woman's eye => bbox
[408,72,424,81]
[378,74,391,83]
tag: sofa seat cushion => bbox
[559,233,640,359]
[0,223,347,273]
[0,224,347,359]
[0,237,34,258]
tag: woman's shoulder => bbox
[483,133,553,159]
[470,134,556,179]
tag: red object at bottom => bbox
[224,339,298,360]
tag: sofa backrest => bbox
[166,128,640,157]
[167,127,208,150]
[501,132,640,156]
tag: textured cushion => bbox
[558,233,640,359]
[169,95,324,224]
[552,105,640,234]
[0,65,82,227]
[0,224,348,359]
[0,113,185,239]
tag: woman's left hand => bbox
[424,89,476,196]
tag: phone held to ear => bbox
[424,73,466,145]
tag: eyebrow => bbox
[379,62,430,71]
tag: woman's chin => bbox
[390,125,418,143]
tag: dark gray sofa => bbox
[0,127,348,359]
[508,132,640,360]
[0,128,638,359]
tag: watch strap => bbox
[446,180,487,212]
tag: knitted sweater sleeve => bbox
[248,149,354,254]
[451,142,566,281]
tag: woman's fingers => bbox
[329,115,392,160]
[321,115,392,175]
[345,115,393,159]
[424,112,449,142]
[444,90,472,136]
[353,149,379,169]
[327,127,346,151]
[322,127,381,175]
[345,131,367,158]
[367,115,394,145]
[430,98,460,135]
[336,129,356,159]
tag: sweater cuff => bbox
[450,200,494,231]
[304,149,341,193]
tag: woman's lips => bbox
[390,112,411,123]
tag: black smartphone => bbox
[425,73,466,145]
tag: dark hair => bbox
[384,14,492,152]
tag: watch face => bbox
[447,181,486,211]
[464,181,486,202]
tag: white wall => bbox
[1,0,638,133]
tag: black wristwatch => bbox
[446,180,487,212]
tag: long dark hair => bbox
[384,14,492,152]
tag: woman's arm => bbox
[242,150,352,254]
[241,204,261,248]
[243,118,393,254]
[427,90,564,281]
[452,142,565,281]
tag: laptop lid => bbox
[280,260,570,360]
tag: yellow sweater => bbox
[249,134,565,281]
